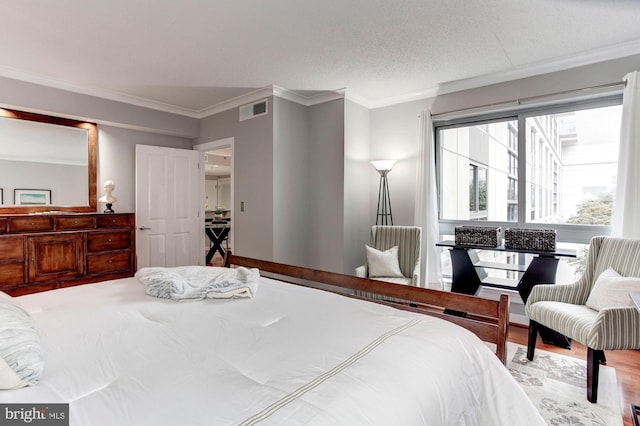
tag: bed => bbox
[0,255,545,425]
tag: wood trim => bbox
[0,108,97,213]
[228,255,510,364]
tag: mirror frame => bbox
[0,108,97,214]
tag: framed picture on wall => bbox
[14,189,52,206]
[0,188,3,205]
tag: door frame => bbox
[193,137,235,254]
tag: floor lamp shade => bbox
[371,160,396,225]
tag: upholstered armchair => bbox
[355,225,421,300]
[525,236,640,403]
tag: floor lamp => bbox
[371,160,396,225]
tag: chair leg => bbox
[587,348,604,403]
[527,321,538,361]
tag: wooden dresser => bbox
[0,212,135,296]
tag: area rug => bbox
[507,343,622,426]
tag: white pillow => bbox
[366,245,404,278]
[0,292,44,389]
[586,267,640,311]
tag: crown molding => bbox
[194,86,275,118]
[343,89,374,109]
[272,85,345,106]
[367,38,640,109]
[0,65,203,118]
[196,85,347,118]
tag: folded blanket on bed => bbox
[135,266,259,301]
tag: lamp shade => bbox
[370,160,396,173]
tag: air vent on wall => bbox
[239,99,268,122]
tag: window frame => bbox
[434,94,622,245]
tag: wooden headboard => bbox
[228,255,510,364]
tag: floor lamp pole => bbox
[371,160,396,225]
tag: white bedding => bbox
[1,276,544,425]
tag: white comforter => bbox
[2,276,544,425]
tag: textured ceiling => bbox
[2,0,640,116]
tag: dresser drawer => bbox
[87,252,131,275]
[87,231,131,252]
[10,217,54,232]
[97,215,132,228]
[56,216,95,230]
[0,218,7,234]
[28,234,84,283]
[0,263,25,287]
[0,237,24,261]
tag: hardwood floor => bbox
[509,323,640,426]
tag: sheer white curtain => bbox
[612,71,640,238]
[414,110,442,289]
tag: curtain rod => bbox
[432,80,626,121]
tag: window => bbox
[469,164,487,219]
[525,106,621,225]
[436,98,622,243]
[438,119,517,222]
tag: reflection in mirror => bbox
[0,108,97,213]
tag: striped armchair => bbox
[525,236,640,403]
[355,225,421,300]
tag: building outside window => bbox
[435,98,622,283]
[469,163,488,219]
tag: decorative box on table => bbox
[454,225,501,247]
[504,228,556,252]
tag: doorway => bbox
[194,138,234,266]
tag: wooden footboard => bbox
[228,255,510,364]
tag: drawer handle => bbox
[108,239,112,242]
[108,260,113,263]
[30,222,35,226]
[112,219,116,223]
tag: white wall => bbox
[205,177,231,211]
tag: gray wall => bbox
[306,99,345,273]
[343,100,371,273]
[273,97,310,267]
[198,99,275,261]
[1,76,198,214]
[199,97,351,274]
[6,52,639,274]
[0,160,86,205]
[98,125,193,212]
[369,53,640,229]
[370,99,428,227]
[0,76,198,138]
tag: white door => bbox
[136,145,204,269]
